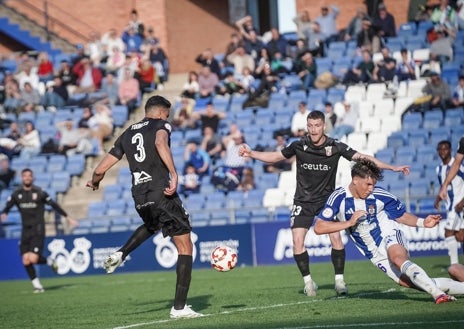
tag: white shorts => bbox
[444,211,464,231]
[369,229,409,284]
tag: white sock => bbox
[433,277,464,294]
[335,274,344,281]
[445,236,459,264]
[401,260,444,298]
[31,278,43,289]
[303,275,313,284]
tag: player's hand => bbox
[438,186,448,201]
[67,217,79,228]
[86,180,100,191]
[392,165,410,175]
[238,143,251,157]
[164,175,178,196]
[0,213,6,222]
[424,214,442,228]
[349,210,367,226]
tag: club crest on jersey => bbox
[32,193,37,200]
[303,145,308,151]
[368,205,375,215]
[325,146,332,156]
[322,207,333,218]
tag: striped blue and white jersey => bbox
[317,186,407,259]
[436,157,464,212]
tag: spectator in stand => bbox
[172,97,195,130]
[179,163,201,197]
[343,7,368,41]
[226,45,255,77]
[147,42,168,85]
[37,51,54,83]
[324,101,337,135]
[303,22,326,58]
[429,26,455,64]
[195,48,222,79]
[191,102,226,134]
[289,38,309,62]
[216,71,246,96]
[78,106,93,129]
[106,46,126,74]
[291,101,311,138]
[342,49,375,85]
[0,121,22,159]
[357,18,382,54]
[2,78,22,113]
[223,33,245,68]
[243,63,279,108]
[254,48,272,77]
[197,66,219,99]
[270,51,290,75]
[126,9,145,40]
[19,82,41,113]
[55,60,74,88]
[180,71,200,99]
[373,3,396,38]
[452,75,464,108]
[118,67,140,115]
[86,31,104,66]
[88,103,113,154]
[315,4,340,44]
[184,139,211,178]
[116,54,138,84]
[70,44,87,67]
[235,15,260,40]
[41,75,69,110]
[200,126,223,165]
[236,167,256,193]
[15,59,39,91]
[294,51,317,90]
[100,72,119,107]
[243,30,265,67]
[265,28,288,59]
[293,10,312,40]
[421,71,452,110]
[72,57,103,94]
[142,26,160,50]
[372,47,397,83]
[396,48,416,82]
[222,130,250,174]
[122,26,143,54]
[101,28,126,62]
[55,118,92,156]
[17,121,41,160]
[329,101,358,141]
[430,0,458,31]
[238,66,255,93]
[263,134,294,173]
[134,57,156,94]
[0,155,15,191]
[457,0,464,30]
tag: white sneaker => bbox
[169,305,203,319]
[335,278,348,296]
[33,288,45,293]
[104,251,123,274]
[303,280,318,297]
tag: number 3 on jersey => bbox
[132,133,146,162]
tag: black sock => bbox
[120,225,154,260]
[38,255,47,265]
[173,254,192,310]
[294,251,310,277]
[25,265,36,280]
[331,248,346,275]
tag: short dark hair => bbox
[307,110,325,122]
[21,168,33,175]
[437,140,451,149]
[145,95,171,113]
[351,159,384,181]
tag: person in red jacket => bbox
[72,56,103,94]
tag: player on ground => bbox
[434,140,464,264]
[0,168,77,293]
[314,159,464,303]
[238,110,409,296]
[86,95,202,319]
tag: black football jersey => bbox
[109,118,172,195]
[281,136,357,204]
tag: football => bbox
[210,245,238,272]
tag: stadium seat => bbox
[409,179,432,198]
[407,129,428,148]
[444,108,463,127]
[402,112,423,131]
[87,201,107,218]
[359,117,381,134]
[263,188,286,209]
[103,184,123,201]
[50,172,71,194]
[380,115,402,135]
[387,131,408,149]
[47,154,67,173]
[365,131,388,154]
[106,202,126,216]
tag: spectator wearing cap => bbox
[373,3,396,37]
[183,139,211,178]
[315,4,340,44]
[329,101,358,141]
[451,75,464,108]
[421,71,452,110]
[291,101,311,137]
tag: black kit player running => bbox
[0,168,76,292]
[86,95,202,319]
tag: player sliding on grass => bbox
[86,95,202,319]
[314,159,464,303]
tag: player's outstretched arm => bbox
[396,212,441,228]
[238,143,286,164]
[354,152,410,175]
[439,152,464,200]
[86,153,120,191]
[314,210,366,235]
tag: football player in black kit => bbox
[239,110,409,297]
[86,95,202,319]
[0,168,77,293]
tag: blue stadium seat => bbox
[444,108,463,127]
[112,105,129,128]
[47,154,67,173]
[50,172,71,194]
[409,179,432,198]
[422,110,443,129]
[103,184,123,201]
[407,129,428,148]
[106,202,126,216]
[402,112,423,130]
[387,132,407,149]
[87,201,107,218]
[65,154,86,177]
[250,208,271,223]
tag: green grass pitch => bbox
[0,255,463,329]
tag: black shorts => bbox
[290,200,324,229]
[133,191,191,237]
[20,224,45,255]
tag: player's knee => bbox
[455,231,464,242]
